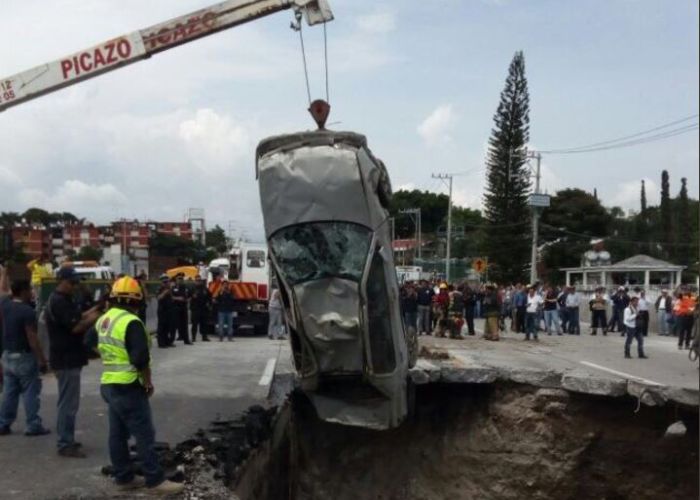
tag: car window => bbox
[247,250,265,268]
[269,222,372,285]
[366,249,397,374]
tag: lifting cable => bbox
[292,10,330,105]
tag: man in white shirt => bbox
[655,289,672,336]
[624,296,647,359]
[525,287,543,341]
[637,290,650,336]
[565,286,581,335]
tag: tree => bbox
[22,207,51,226]
[482,51,531,283]
[539,189,612,283]
[640,180,647,214]
[676,177,690,267]
[149,233,196,260]
[76,246,103,262]
[660,170,673,259]
[205,225,229,254]
[389,190,449,237]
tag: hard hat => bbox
[110,276,144,302]
[439,283,448,290]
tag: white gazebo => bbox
[562,254,685,290]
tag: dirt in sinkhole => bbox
[91,383,699,500]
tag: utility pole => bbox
[527,151,542,284]
[432,174,453,282]
[399,208,422,262]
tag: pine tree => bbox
[676,177,690,267]
[660,170,673,260]
[640,180,647,214]
[483,51,531,283]
[593,188,598,201]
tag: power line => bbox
[540,114,699,154]
[431,173,453,282]
[542,124,698,155]
[540,223,698,247]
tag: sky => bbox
[0,0,697,242]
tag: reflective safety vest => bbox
[96,307,149,385]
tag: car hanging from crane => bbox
[256,101,418,430]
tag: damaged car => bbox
[256,124,417,430]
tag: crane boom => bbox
[0,0,333,112]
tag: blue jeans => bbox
[218,311,234,339]
[417,305,431,334]
[625,326,645,357]
[544,310,560,335]
[567,307,580,334]
[0,352,44,432]
[55,368,81,450]
[657,311,669,335]
[100,384,164,487]
[403,311,418,332]
[525,312,538,339]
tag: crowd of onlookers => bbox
[400,280,699,356]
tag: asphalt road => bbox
[428,318,698,391]
[0,336,289,500]
[0,318,696,499]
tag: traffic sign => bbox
[529,193,551,208]
[472,258,487,274]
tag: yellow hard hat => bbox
[110,276,143,302]
[439,283,448,289]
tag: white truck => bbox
[208,243,271,334]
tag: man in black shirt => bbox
[46,267,101,458]
[156,275,172,348]
[463,285,476,336]
[169,276,191,345]
[190,276,210,342]
[0,269,50,436]
[416,280,434,336]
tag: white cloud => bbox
[417,105,457,146]
[179,108,252,173]
[17,180,128,219]
[357,10,396,34]
[609,177,659,211]
[0,166,22,188]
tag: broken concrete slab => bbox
[410,359,441,384]
[441,362,499,384]
[500,367,562,388]
[658,386,700,408]
[560,370,628,397]
[664,420,687,438]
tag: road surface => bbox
[0,337,288,500]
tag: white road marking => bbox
[258,358,277,386]
[579,361,662,386]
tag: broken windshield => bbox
[269,222,372,285]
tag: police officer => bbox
[190,276,210,342]
[96,276,184,495]
[169,275,190,345]
[155,275,172,348]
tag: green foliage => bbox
[205,225,229,254]
[539,189,611,283]
[660,170,673,259]
[389,190,448,237]
[22,207,52,225]
[149,233,196,260]
[482,51,532,283]
[76,245,103,262]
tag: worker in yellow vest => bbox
[96,276,184,496]
[26,255,53,309]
